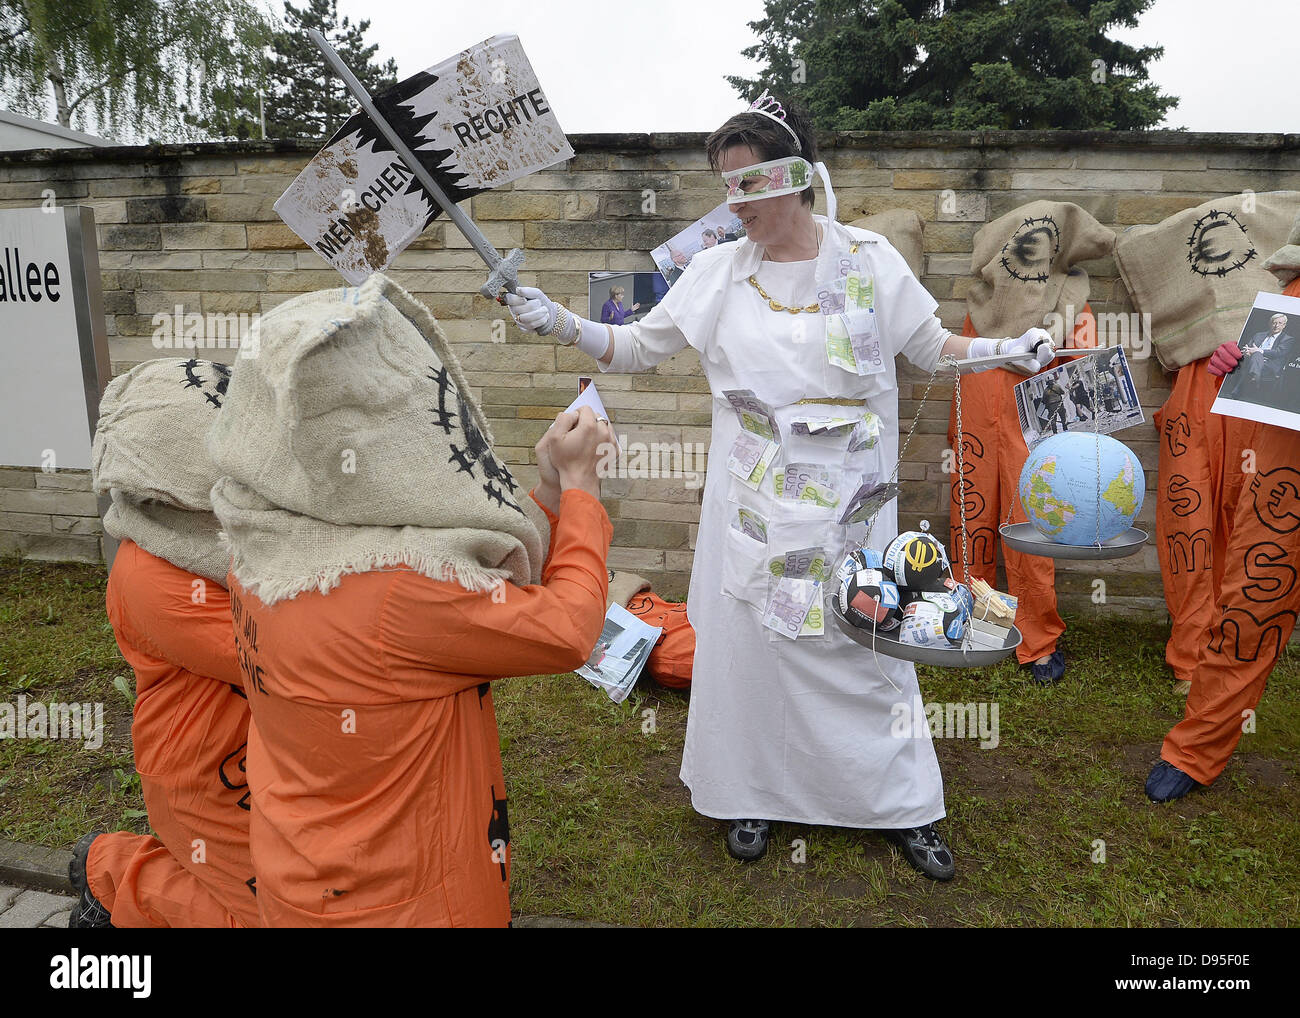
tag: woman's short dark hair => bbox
[706,95,817,208]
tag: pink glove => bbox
[1207,341,1243,377]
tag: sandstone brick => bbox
[894,169,1012,190]
[1161,170,1294,193]
[607,546,665,571]
[0,531,101,564]
[524,220,626,249]
[0,468,36,489]
[1115,193,1215,225]
[160,223,246,250]
[935,191,988,222]
[124,252,201,269]
[138,270,264,292]
[201,251,297,270]
[0,486,98,515]
[444,221,519,250]
[613,519,690,550]
[0,511,52,534]
[52,514,102,536]
[455,344,556,374]
[201,291,262,314]
[99,225,161,250]
[32,469,92,491]
[247,223,309,250]
[1074,150,1206,170]
[472,192,563,220]
[616,500,703,523]
[921,221,982,252]
[986,191,1116,223]
[0,180,89,200]
[85,199,127,224]
[1010,169,1161,190]
[127,195,206,223]
[134,290,202,314]
[181,177,222,194]
[89,177,187,197]
[204,194,278,221]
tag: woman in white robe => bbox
[507,94,1053,880]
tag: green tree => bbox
[729,0,1178,131]
[0,0,273,141]
[263,0,397,140]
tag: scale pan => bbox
[831,595,1021,668]
[999,523,1148,560]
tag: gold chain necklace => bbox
[746,275,822,315]
[747,238,858,315]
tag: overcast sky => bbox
[335,0,1297,134]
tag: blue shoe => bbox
[1030,650,1066,685]
[1145,761,1201,803]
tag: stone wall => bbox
[3,130,1299,608]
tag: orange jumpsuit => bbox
[1152,360,1257,683]
[947,312,1094,664]
[1161,275,1300,783]
[230,489,612,927]
[89,539,256,928]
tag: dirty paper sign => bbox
[275,34,573,283]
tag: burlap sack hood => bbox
[1263,208,1300,289]
[849,209,924,279]
[968,200,1114,339]
[1115,191,1300,370]
[207,273,545,606]
[92,357,233,584]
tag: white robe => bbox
[601,216,948,828]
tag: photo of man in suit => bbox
[1226,311,1297,406]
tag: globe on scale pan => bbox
[1018,432,1145,546]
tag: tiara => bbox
[746,90,800,147]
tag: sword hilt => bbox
[481,248,526,301]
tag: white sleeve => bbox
[898,313,952,373]
[599,298,690,374]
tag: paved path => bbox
[0,884,75,928]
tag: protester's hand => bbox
[503,286,557,335]
[550,407,615,500]
[1007,327,1056,373]
[533,417,563,514]
[1208,341,1244,377]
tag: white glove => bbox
[503,286,574,341]
[968,327,1056,374]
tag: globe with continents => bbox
[1018,433,1145,545]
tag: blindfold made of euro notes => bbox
[722,156,837,220]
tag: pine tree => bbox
[263,0,398,140]
[0,0,272,141]
[729,0,1178,131]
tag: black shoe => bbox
[726,819,771,861]
[1145,760,1201,803]
[1029,650,1066,686]
[68,831,112,929]
[882,823,955,881]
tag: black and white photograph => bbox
[1212,291,1300,432]
[1014,346,1145,450]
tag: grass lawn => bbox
[3,556,1298,926]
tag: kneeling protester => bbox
[207,274,613,926]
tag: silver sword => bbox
[310,30,525,301]
[952,348,1096,374]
